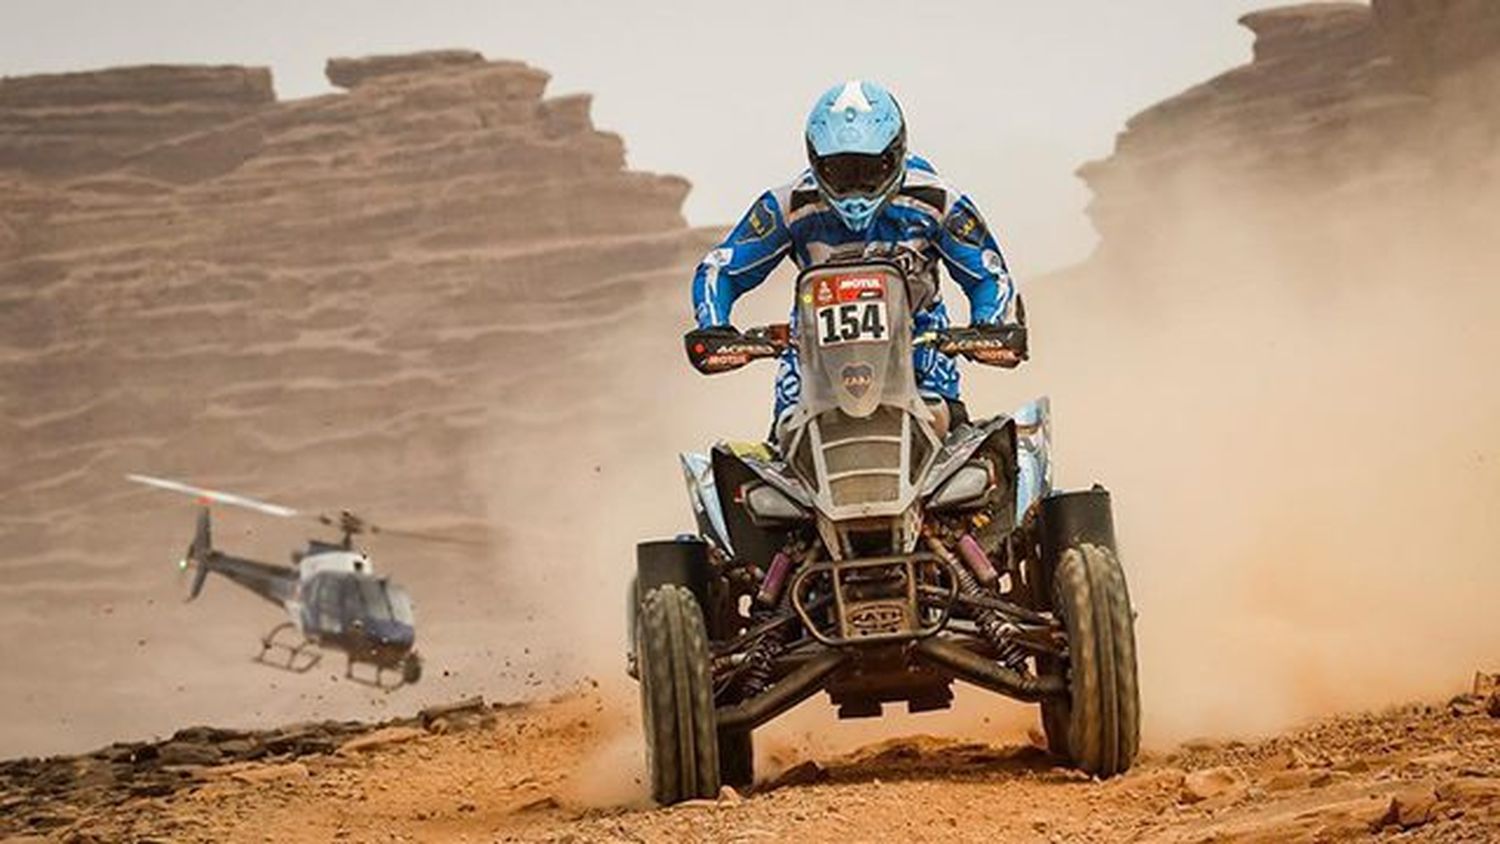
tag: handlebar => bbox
[686,322,1027,375]
[924,324,1029,366]
[684,324,788,375]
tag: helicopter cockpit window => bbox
[308,574,343,634]
[357,578,394,622]
[385,583,415,625]
[340,576,367,625]
[338,576,413,625]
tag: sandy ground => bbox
[5,683,1499,844]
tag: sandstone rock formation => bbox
[0,65,274,179]
[1080,0,1500,263]
[0,51,713,756]
[0,48,704,554]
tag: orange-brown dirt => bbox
[4,683,1500,843]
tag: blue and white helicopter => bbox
[126,474,480,689]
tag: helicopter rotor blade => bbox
[366,523,489,547]
[128,474,487,548]
[125,474,300,519]
[307,509,486,547]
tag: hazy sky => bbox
[0,0,1287,273]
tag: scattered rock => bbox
[1332,757,1370,774]
[1388,785,1439,830]
[1308,770,1352,789]
[1211,794,1398,840]
[1449,694,1486,717]
[338,727,425,755]
[213,738,261,759]
[229,762,311,785]
[1265,769,1317,792]
[1180,767,1247,804]
[1128,766,1186,792]
[1476,673,1500,719]
[21,810,76,831]
[765,760,827,791]
[1287,745,1328,769]
[1411,750,1461,769]
[418,697,489,732]
[718,784,743,805]
[155,741,222,767]
[515,794,560,813]
[128,782,173,798]
[69,758,116,790]
[1435,776,1500,808]
[1318,795,1410,835]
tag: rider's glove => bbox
[967,342,1023,369]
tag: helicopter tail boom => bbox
[179,507,296,607]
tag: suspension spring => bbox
[738,612,788,696]
[934,536,1029,670]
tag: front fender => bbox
[921,396,1053,526]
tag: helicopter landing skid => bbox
[254,622,322,674]
[342,657,410,692]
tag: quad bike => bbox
[629,260,1139,804]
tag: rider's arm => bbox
[691,192,792,329]
[932,195,1021,328]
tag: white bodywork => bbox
[284,549,375,631]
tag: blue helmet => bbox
[805,80,907,232]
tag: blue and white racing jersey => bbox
[690,155,1023,420]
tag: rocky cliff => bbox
[1079,0,1500,264]
[0,51,713,755]
[1,49,704,553]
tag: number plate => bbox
[814,274,889,347]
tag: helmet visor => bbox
[812,146,903,200]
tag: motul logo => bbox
[836,276,884,303]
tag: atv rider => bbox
[686,80,1024,442]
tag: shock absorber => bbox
[927,534,1028,670]
[739,543,804,697]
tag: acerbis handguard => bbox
[939,324,1028,367]
[684,325,788,375]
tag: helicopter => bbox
[126,473,482,689]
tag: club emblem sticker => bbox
[841,363,874,398]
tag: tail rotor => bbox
[182,507,214,601]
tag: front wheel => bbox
[1041,543,1139,777]
[637,584,720,804]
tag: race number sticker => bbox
[814,274,888,347]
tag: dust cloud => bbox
[1000,165,1500,743]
